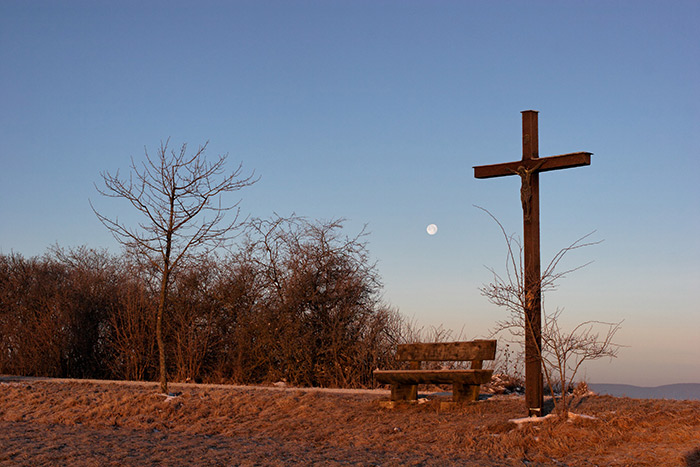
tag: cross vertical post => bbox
[521,110,543,415]
[473,110,591,417]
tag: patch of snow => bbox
[509,412,597,426]
[163,392,182,402]
[568,412,597,421]
[509,414,557,426]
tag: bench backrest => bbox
[396,340,497,362]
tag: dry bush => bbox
[207,253,270,384]
[167,258,221,383]
[0,253,67,376]
[0,248,120,379]
[47,246,119,379]
[492,342,524,384]
[0,217,407,388]
[221,215,399,388]
[104,266,157,382]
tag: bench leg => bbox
[453,383,480,402]
[391,384,418,401]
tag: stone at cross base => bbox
[473,110,591,417]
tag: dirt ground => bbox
[1,376,699,466]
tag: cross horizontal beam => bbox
[473,152,592,179]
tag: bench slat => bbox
[396,340,496,362]
[373,369,493,385]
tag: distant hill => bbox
[589,383,700,401]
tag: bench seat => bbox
[373,369,493,385]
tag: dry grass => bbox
[1,377,699,466]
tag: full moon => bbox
[426,224,438,235]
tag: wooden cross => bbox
[473,110,591,416]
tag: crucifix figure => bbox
[474,110,591,416]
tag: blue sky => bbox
[1,1,698,386]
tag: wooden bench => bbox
[373,340,496,402]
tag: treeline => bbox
[0,216,405,388]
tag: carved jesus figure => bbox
[510,161,544,221]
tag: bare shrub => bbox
[0,253,66,376]
[46,246,120,378]
[104,262,157,381]
[0,247,122,379]
[225,215,396,388]
[207,252,267,384]
[477,207,623,417]
[1,210,409,389]
[167,257,221,383]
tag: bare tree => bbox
[476,206,622,417]
[92,140,257,393]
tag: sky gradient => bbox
[1,1,698,386]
